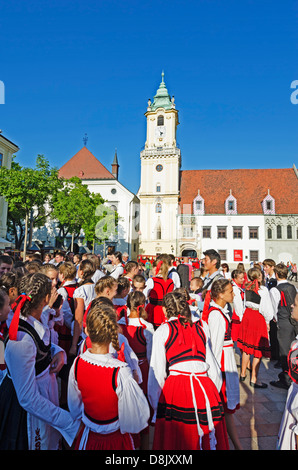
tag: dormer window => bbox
[225,191,237,215]
[262,190,275,215]
[193,190,205,215]
[157,115,164,126]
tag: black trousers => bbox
[277,319,298,386]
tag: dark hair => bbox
[0,288,8,310]
[127,291,146,318]
[274,263,288,280]
[221,263,229,272]
[125,261,138,273]
[117,276,130,294]
[263,258,276,267]
[0,255,13,266]
[0,271,22,295]
[211,278,232,299]
[231,269,244,280]
[14,273,52,317]
[203,249,221,269]
[113,251,122,263]
[133,274,146,285]
[78,259,95,285]
[174,287,190,301]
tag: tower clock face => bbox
[155,126,166,139]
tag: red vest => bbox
[74,356,120,424]
[120,323,147,361]
[165,319,207,367]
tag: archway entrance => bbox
[181,249,197,258]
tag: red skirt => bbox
[152,373,229,450]
[74,426,134,450]
[237,307,271,358]
[231,311,241,342]
[145,304,166,329]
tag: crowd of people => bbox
[0,247,297,451]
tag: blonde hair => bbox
[59,261,76,280]
[86,302,119,351]
[95,275,117,295]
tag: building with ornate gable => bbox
[138,74,298,266]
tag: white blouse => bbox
[67,350,150,441]
[245,285,274,323]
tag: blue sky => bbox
[0,0,297,195]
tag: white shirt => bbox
[245,285,274,324]
[270,280,297,321]
[110,263,124,279]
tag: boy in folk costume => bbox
[277,293,298,449]
[269,263,298,390]
[201,249,224,322]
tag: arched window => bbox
[157,115,164,126]
[277,225,282,239]
[156,203,162,213]
[267,228,272,239]
[287,225,292,239]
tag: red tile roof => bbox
[179,167,298,214]
[59,147,115,180]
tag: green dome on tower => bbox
[150,71,173,111]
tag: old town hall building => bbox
[138,73,298,266]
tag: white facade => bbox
[178,213,266,268]
[0,133,19,243]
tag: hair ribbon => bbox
[9,294,32,341]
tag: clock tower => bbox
[138,72,181,256]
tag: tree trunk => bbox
[23,213,29,261]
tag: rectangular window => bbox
[228,200,234,211]
[233,226,242,239]
[195,200,202,211]
[250,250,259,262]
[249,227,259,239]
[202,226,211,238]
[218,250,227,261]
[0,153,3,167]
[217,226,227,239]
[183,227,194,238]
[266,200,272,211]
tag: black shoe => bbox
[240,375,246,382]
[270,380,289,390]
[250,381,268,389]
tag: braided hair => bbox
[86,302,120,351]
[162,292,193,327]
[15,272,52,317]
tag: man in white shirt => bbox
[270,263,298,390]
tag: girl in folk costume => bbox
[277,293,298,450]
[68,302,150,450]
[237,267,274,388]
[0,273,80,450]
[207,279,242,450]
[81,296,142,385]
[118,291,154,449]
[69,260,96,358]
[112,276,131,317]
[230,269,245,343]
[148,292,229,450]
[145,257,174,329]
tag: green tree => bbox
[51,177,118,251]
[0,155,63,257]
